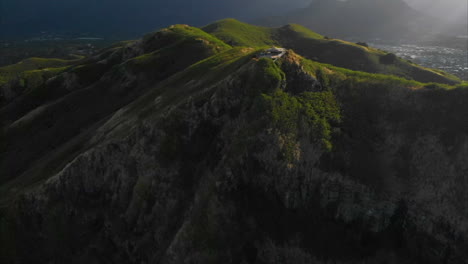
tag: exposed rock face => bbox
[1,31,468,264]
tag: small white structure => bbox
[258,47,286,60]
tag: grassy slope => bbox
[0,57,77,86]
[1,33,468,262]
[126,47,258,120]
[299,53,467,90]
[202,18,278,47]
[203,19,461,85]
[1,20,467,207]
[7,45,466,198]
[0,24,233,207]
[1,19,468,263]
[0,48,251,207]
[285,24,324,40]
[127,25,231,74]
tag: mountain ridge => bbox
[257,0,464,40]
[203,19,461,85]
[1,20,468,263]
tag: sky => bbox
[0,0,466,39]
[0,0,311,38]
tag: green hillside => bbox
[2,19,468,264]
[202,18,324,47]
[1,25,465,205]
[127,25,231,74]
[0,57,77,86]
[202,18,278,47]
[203,19,460,85]
[0,24,232,197]
[0,57,79,107]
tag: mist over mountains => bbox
[405,0,468,24]
[1,0,466,40]
[0,0,309,39]
[259,0,467,40]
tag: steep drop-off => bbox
[1,22,468,264]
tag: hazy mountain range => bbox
[0,0,309,39]
[405,0,468,24]
[259,0,467,39]
[1,0,466,40]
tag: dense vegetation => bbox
[1,19,468,264]
[259,89,340,153]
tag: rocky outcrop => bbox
[2,50,468,263]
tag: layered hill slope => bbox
[0,24,229,191]
[1,21,468,264]
[0,57,79,105]
[259,0,450,40]
[203,19,461,85]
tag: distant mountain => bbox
[0,0,309,39]
[1,19,468,264]
[258,0,461,40]
[405,0,468,24]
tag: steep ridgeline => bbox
[1,22,468,264]
[203,19,461,85]
[0,24,229,187]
